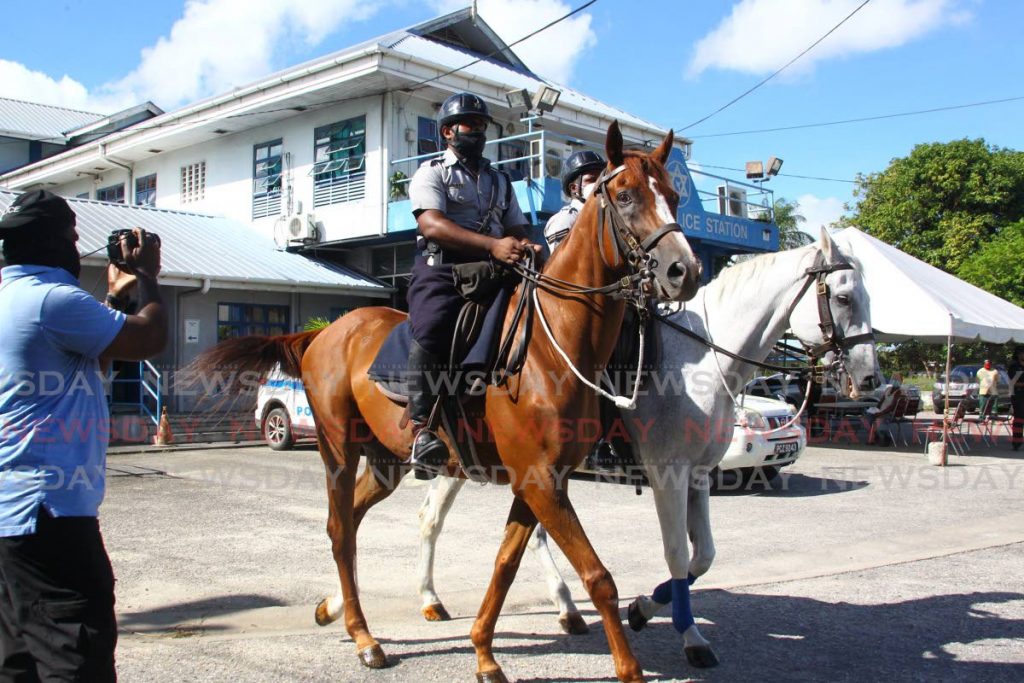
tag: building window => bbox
[370,242,415,310]
[417,116,439,156]
[312,115,366,207]
[252,140,283,219]
[180,161,206,203]
[135,174,157,206]
[499,140,528,181]
[96,184,125,204]
[217,303,289,341]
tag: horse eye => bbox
[616,191,632,204]
[836,295,851,306]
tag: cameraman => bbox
[0,190,166,681]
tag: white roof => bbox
[833,227,1024,343]
[385,34,666,133]
[0,97,104,142]
[0,191,388,296]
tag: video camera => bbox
[107,229,161,271]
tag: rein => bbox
[499,163,684,407]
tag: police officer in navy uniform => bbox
[544,150,606,251]
[406,93,541,474]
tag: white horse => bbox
[415,229,881,666]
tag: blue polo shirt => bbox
[0,265,126,537]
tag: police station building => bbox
[0,7,779,416]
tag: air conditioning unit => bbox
[717,185,748,218]
[274,212,319,250]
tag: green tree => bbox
[772,197,816,249]
[840,138,1024,274]
[958,220,1024,308]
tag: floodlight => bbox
[767,156,784,177]
[505,88,532,112]
[745,160,764,180]
[534,85,561,113]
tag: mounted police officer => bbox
[544,150,606,251]
[406,92,541,474]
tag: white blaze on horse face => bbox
[649,177,675,224]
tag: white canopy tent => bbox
[833,227,1024,344]
[831,227,1024,463]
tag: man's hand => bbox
[490,236,528,264]
[106,263,137,299]
[120,227,161,279]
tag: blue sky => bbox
[2,0,1021,233]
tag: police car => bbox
[255,368,316,450]
[718,395,806,485]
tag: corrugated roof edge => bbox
[0,96,104,118]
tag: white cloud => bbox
[0,60,96,112]
[688,0,973,77]
[0,0,385,114]
[797,193,846,234]
[432,0,597,83]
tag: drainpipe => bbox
[100,142,134,205]
[174,278,212,412]
[380,92,389,236]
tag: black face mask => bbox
[451,130,487,160]
[2,234,81,280]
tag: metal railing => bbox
[689,167,775,223]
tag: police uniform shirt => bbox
[543,198,584,251]
[409,148,528,237]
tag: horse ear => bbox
[653,129,675,165]
[820,227,836,261]
[606,121,624,167]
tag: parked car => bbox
[714,395,807,486]
[931,364,1011,414]
[744,373,804,406]
[581,395,806,488]
[255,368,316,449]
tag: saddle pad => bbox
[367,287,512,391]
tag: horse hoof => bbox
[685,644,719,668]
[476,669,509,683]
[314,599,337,627]
[627,599,649,632]
[422,602,452,622]
[559,612,590,635]
[358,644,388,669]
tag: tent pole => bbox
[941,332,953,466]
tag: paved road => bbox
[102,441,1024,682]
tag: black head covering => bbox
[0,190,81,278]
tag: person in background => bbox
[1008,346,1024,451]
[866,382,902,445]
[976,359,999,419]
[0,190,167,681]
[543,150,606,252]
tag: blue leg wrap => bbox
[652,574,697,604]
[671,578,695,634]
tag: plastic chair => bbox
[922,401,968,455]
[867,395,902,447]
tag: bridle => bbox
[654,249,875,381]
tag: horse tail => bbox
[189,329,324,384]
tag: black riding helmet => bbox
[438,92,494,129]
[561,150,607,197]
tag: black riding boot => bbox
[408,339,450,479]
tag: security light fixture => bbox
[767,156,784,177]
[505,88,532,112]
[745,161,764,180]
[534,85,561,113]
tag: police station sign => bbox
[665,148,778,252]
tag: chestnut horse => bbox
[194,122,701,683]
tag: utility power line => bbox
[678,0,873,132]
[687,95,1024,139]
